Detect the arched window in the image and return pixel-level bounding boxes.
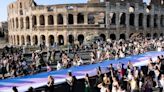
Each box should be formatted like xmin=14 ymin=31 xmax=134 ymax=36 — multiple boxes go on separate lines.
xmin=110 ymin=34 xmax=116 ymax=40
xmin=16 ymin=18 xmax=19 ymax=28
xmin=78 ymin=34 xmax=84 ymax=45
xmin=160 ymin=33 xmax=163 ymax=37
xmin=17 ymin=35 xmax=20 ymax=45
xmin=147 ymin=15 xmax=151 ymax=27
xmin=77 ymin=13 xmax=84 ymax=24
xmin=58 ymin=35 xmax=64 ymax=45
xmin=26 ymin=35 xmax=31 ymax=45
xmin=100 ymin=34 xmax=106 ymax=41
xmin=160 ymin=15 xmax=164 ymax=27
xmin=68 ymin=35 xmax=74 ymax=44
xmin=139 ymin=13 xmax=143 ymax=27
xmin=154 ymin=14 xmax=158 ymax=28
xmin=68 ymin=14 xmax=74 ymax=24
xmin=111 ymin=13 xmax=116 ymax=25
xmin=120 ymin=13 xmax=126 ymax=25
xmin=32 ymin=15 xmax=37 ymax=26
xmin=48 ymin=15 xmax=54 ymax=25
xmin=20 ymin=17 xmax=24 ymax=29
xmin=21 ymin=35 xmax=25 ymax=45
xmin=26 ymin=17 xmax=30 ymax=29
xmin=120 ymin=34 xmax=126 ymax=40
xmin=153 ymin=33 xmax=158 ymax=38
xmin=20 ymin=2 xmax=22 ymax=8
xmin=88 ymin=13 xmax=95 ymax=24
xmin=40 ymin=35 xmax=45 ymax=46
xmin=33 ymin=35 xmax=38 ymax=45
xmin=146 ymin=33 xmax=151 ymax=39
xmin=129 ymin=13 xmax=135 ymax=26
xmin=40 ymin=15 xmax=45 ymax=25
xmin=49 ymin=35 xmax=54 ymax=46
xmin=57 ymin=14 xmax=63 ymax=24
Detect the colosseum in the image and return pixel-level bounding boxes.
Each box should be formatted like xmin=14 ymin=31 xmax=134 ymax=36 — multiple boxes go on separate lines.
xmin=8 ymin=0 xmax=164 ymax=47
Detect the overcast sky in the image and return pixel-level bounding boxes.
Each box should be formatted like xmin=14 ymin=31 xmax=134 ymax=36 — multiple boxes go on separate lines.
xmin=0 ymin=0 xmax=150 ymax=22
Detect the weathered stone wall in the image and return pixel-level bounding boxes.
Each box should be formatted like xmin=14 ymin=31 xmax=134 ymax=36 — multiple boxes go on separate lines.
xmin=7 ymin=0 xmax=164 ymax=46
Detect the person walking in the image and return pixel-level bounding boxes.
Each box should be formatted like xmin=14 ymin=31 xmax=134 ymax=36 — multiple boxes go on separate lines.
xmin=84 ymin=74 xmax=91 ymax=92
xmin=47 ymin=75 xmax=54 ymax=92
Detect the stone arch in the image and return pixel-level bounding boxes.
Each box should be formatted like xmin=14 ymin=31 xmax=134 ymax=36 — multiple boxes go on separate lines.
xmin=160 ymin=33 xmax=163 ymax=37
xmin=68 ymin=14 xmax=74 ymax=24
xmin=58 ymin=35 xmax=64 ymax=45
xmin=26 ymin=35 xmax=31 ymax=45
xmin=146 ymin=33 xmax=151 ymax=38
xmin=16 ymin=18 xmax=19 ymax=28
xmin=153 ymin=33 xmax=158 ymax=38
xmin=110 ymin=34 xmax=116 ymax=40
xmin=20 ymin=2 xmax=22 ymax=8
xmin=68 ymin=34 xmax=74 ymax=44
xmin=49 ymin=35 xmax=54 ymax=46
xmin=139 ymin=13 xmax=143 ymax=27
xmin=17 ymin=35 xmax=20 ymax=45
xmin=154 ymin=14 xmax=158 ymax=28
xmin=160 ymin=15 xmax=164 ymax=27
xmin=78 ymin=34 xmax=84 ymax=45
xmin=120 ymin=34 xmax=126 ymax=40
xmin=77 ymin=13 xmax=84 ymax=24
xmin=32 ymin=15 xmax=37 ymax=26
xmin=40 ymin=35 xmax=46 ymax=45
xmin=26 ymin=16 xmax=30 ymax=29
xmin=100 ymin=34 xmax=106 ymax=41
xmin=147 ymin=15 xmax=151 ymax=27
xmin=20 ymin=17 xmax=24 ymax=29
xmin=57 ymin=14 xmax=63 ymax=24
xmin=48 ymin=15 xmax=54 ymax=25
xmin=40 ymin=15 xmax=45 ymax=25
xmin=120 ymin=13 xmax=126 ymax=25
xmin=111 ymin=13 xmax=116 ymax=25
xmin=129 ymin=13 xmax=135 ymax=26
xmin=21 ymin=35 xmax=25 ymax=45
xmin=33 ymin=35 xmax=38 ymax=45
xmin=88 ymin=13 xmax=95 ymax=24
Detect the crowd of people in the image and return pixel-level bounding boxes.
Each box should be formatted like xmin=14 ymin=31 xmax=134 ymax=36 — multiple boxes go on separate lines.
xmin=0 ymin=36 xmax=164 ymax=79
xmin=14 ymin=54 xmax=163 ymax=92
xmin=56 ymin=36 xmax=164 ymax=69
xmin=0 ymin=36 xmax=164 ymax=92
xmin=44 ymin=55 xmax=164 ymax=92
xmin=0 ymin=46 xmax=27 ymax=79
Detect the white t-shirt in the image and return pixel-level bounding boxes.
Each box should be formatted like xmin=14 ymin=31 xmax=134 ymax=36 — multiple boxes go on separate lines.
xmin=57 ymin=62 xmax=62 ymax=70
xmin=100 ymin=86 xmax=108 ymax=92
